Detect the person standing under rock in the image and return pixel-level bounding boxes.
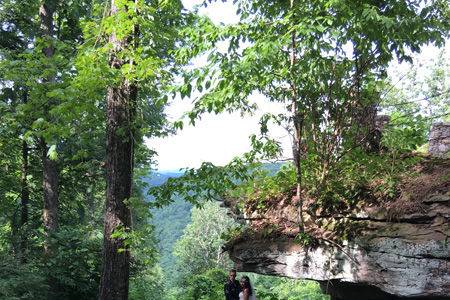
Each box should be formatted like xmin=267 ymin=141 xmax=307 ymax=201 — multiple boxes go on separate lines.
xmin=224 ymin=269 xmax=241 ymax=300
xmin=239 ymin=275 xmax=257 ymax=300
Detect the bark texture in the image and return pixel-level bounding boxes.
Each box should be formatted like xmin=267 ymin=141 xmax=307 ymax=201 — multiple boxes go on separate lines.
xmin=98 ymin=1 xmax=137 ymax=299
xmin=42 ymin=139 xmax=59 ymax=239
xmin=98 ymin=83 xmax=136 ymax=300
xmin=39 ymin=0 xmax=59 ymax=255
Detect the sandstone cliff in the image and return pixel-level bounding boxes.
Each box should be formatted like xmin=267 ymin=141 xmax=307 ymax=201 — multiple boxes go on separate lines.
xmin=224 ymin=158 xmax=450 ymax=300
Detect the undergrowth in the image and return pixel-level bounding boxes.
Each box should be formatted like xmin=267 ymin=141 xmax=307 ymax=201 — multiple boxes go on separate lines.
xmin=230 ymin=150 xmax=422 ymax=216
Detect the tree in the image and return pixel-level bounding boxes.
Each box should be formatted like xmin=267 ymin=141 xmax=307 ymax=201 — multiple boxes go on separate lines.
xmin=1 ymin=0 xmax=111 ymax=297
xmin=157 ymin=0 xmax=449 ymax=225
xmin=94 ymin=0 xmax=185 ymax=298
xmin=0 ymin=0 xmax=40 ymax=263
xmin=38 ymin=0 xmax=59 ymax=256
xmin=1 ymin=0 xmax=172 ymax=298
xmin=173 ymin=201 xmax=235 ymax=280
xmin=382 ymin=46 xmax=450 ymax=124
xmin=98 ymin=0 xmax=138 ymax=296
xmin=1 ymin=0 xmax=97 ymax=261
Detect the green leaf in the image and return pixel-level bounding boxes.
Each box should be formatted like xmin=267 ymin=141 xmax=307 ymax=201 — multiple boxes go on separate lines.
xmin=47 ymin=144 xmax=58 ymax=161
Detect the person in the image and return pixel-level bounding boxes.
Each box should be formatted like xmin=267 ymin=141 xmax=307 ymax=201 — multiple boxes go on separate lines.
xmin=224 ymin=269 xmax=241 ymax=300
xmin=239 ymin=275 xmax=256 ymax=300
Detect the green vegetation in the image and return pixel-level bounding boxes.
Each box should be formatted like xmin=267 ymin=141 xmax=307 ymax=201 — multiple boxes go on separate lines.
xmin=152 ymin=197 xmax=192 ymax=275
xmin=149 ymin=172 xmax=193 ymax=286
xmin=151 ymin=0 xmax=449 ymax=225
xmin=248 ymin=275 xmax=329 ymax=300
xmin=172 ymin=202 xmax=235 ymax=281
xmin=161 ymin=200 xmax=329 ymax=300
xmin=0 ymin=0 xmax=448 ymax=299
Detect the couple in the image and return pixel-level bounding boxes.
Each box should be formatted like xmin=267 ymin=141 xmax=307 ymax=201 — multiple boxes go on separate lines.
xmin=224 ymin=269 xmax=256 ymax=300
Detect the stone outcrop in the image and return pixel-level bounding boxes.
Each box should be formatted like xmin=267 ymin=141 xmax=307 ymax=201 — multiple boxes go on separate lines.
xmin=429 ymin=122 xmax=450 ymax=158
xmin=225 ymin=160 xmax=450 ymax=300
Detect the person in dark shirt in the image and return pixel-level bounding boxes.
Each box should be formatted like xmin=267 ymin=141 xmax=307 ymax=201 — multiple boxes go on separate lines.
xmin=224 ymin=269 xmax=241 ymax=300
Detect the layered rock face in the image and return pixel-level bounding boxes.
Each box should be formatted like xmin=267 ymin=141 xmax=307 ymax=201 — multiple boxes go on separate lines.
xmin=225 ymin=160 xmax=450 ymax=300
xmin=429 ymin=123 xmax=450 ymax=158
xmin=229 ymin=206 xmax=449 ymax=299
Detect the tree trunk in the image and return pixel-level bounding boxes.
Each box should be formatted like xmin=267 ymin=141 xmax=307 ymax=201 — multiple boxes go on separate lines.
xmin=289 ymin=0 xmax=304 ymax=231
xmin=39 ymin=0 xmax=59 ymax=256
xmin=19 ymin=139 xmax=29 ymax=263
xmin=39 ymin=1 xmax=55 ymax=58
xmin=98 ymin=81 xmax=137 ymax=300
xmin=42 ymin=140 xmax=59 ymax=245
xmin=98 ymin=1 xmax=138 ymax=299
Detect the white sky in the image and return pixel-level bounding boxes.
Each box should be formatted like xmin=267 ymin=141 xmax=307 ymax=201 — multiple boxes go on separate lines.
xmin=147 ymin=0 xmax=291 ymax=171
xmin=147 ymin=0 xmax=448 ymax=171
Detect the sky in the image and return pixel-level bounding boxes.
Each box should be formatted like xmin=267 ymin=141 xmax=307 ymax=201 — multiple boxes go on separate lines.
xmin=147 ymin=0 xmax=292 ymax=171
xmin=147 ymin=0 xmax=448 ymax=171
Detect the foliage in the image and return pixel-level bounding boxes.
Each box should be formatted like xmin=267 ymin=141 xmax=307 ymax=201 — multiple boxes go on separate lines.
xmin=169 ymin=268 xmax=330 ymax=300
xmin=184 ymin=0 xmax=447 ymax=151
xmin=75 ymin=0 xmax=186 ymax=147
xmin=381 ymin=47 xmax=450 ymax=124
xmin=163 ymin=194 xmax=330 ymax=300
xmin=173 ymin=201 xmax=236 ymax=283
xmin=1 ymin=0 xmax=175 ymax=298
xmin=315 ymin=151 xmax=421 ymax=207
xmin=382 ymin=113 xmax=428 ymax=153
xmin=0 ymin=256 xmax=47 ymax=300
xmin=182 ymin=268 xmax=228 ymax=300
xmin=149 ymin=0 xmax=450 ymax=222
xmin=245 ymin=274 xmax=329 ymax=300
xmin=152 ymin=196 xmax=192 ymax=281
xmin=129 ymin=265 xmax=165 ymax=300
xmin=46 ymin=226 xmax=103 ymax=300
xmin=226 ymin=144 xmax=424 ymax=217
xmin=229 ymin=163 xmax=296 ymax=211
xmin=149 ymin=158 xmax=259 ymax=207
xmin=0 ymin=0 xmax=449 ymax=299
xmin=128 ymin=174 xmax=168 ymax=300
xmin=143 ymin=171 xmax=193 ymax=289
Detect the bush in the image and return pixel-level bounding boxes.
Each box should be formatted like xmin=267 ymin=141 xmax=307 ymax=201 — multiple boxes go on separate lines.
xmin=46 ymin=225 xmax=103 ymax=300
xmin=129 ymin=265 xmax=165 ymax=300
xmin=183 ymin=268 xmax=228 ymax=300
xmin=0 ymin=255 xmax=47 ymax=300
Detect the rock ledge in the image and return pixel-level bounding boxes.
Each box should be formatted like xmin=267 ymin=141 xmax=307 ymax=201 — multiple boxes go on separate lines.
xmin=225 ymin=160 xmax=450 ymax=300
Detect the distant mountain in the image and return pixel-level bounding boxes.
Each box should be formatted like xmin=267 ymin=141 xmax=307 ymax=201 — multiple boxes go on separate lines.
xmin=142 ymin=171 xmax=183 ymax=188
xmin=144 ymin=162 xmax=286 ymax=281
xmin=144 ymin=171 xmax=192 ymax=277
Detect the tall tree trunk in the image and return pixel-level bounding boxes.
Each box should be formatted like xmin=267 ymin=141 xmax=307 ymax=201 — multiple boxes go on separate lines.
xmin=39 ymin=0 xmax=59 ymax=256
xmin=41 ymin=139 xmax=59 ymax=244
xmin=39 ymin=1 xmax=55 ymax=58
xmin=289 ymin=0 xmax=304 ymax=231
xmin=99 ymin=1 xmax=138 ymax=299
xmin=20 ymin=139 xmax=29 ymax=263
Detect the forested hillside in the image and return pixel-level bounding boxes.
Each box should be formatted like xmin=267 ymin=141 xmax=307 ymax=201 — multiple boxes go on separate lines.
xmin=145 ymin=172 xmax=192 ymax=278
